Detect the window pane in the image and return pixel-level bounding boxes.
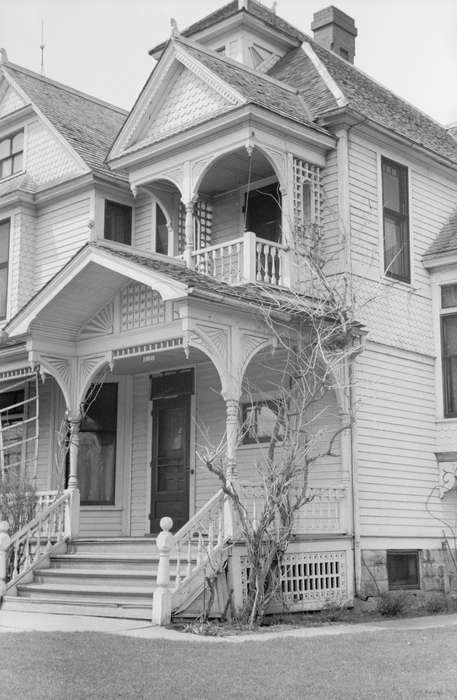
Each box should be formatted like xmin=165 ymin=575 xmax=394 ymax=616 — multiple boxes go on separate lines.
xmin=1 ymin=159 xmax=12 ymax=178
xmin=242 ymin=400 xmax=284 ymax=443
xmin=155 ymin=205 xmax=168 ymax=255
xmin=442 ymin=315 xmax=457 ymax=416
xmin=442 ymin=284 xmax=457 ymax=309
xmin=11 ymin=132 xmax=24 ymax=153
xmin=382 ymin=162 xmax=401 ymax=212
xmin=0 ymin=267 xmax=8 ymax=319
xmin=442 ymin=315 xmax=457 ymax=356
xmin=104 ymin=201 xmax=132 ymax=245
xmin=12 ymin=153 xmax=23 ymax=173
xmin=383 ymin=214 xmax=409 ymax=280
xmin=79 ymin=384 xmax=117 ymax=505
xmin=0 ymin=221 xmax=10 ymax=263
xmin=0 ymin=139 xmax=10 ymax=160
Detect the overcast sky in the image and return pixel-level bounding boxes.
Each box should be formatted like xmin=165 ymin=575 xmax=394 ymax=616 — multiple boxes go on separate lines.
xmin=1 ymin=0 xmax=457 ymax=125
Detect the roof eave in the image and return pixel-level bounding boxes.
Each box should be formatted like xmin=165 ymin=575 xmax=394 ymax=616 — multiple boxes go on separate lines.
xmin=422 ymin=251 xmax=457 ymax=270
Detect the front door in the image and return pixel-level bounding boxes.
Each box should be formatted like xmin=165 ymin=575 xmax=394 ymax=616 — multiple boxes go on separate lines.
xmin=150 ymin=395 xmax=190 ymax=533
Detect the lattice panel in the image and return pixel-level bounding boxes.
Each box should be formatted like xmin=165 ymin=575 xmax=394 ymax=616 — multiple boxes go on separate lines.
xmin=194 ymin=199 xmax=213 ymax=249
xmin=293 ymin=157 xmax=323 ymax=253
xmin=178 ymin=202 xmax=186 ymax=255
xmin=240 ymin=550 xmax=347 ymax=611
xmin=120 ymin=283 xmax=166 ymax=332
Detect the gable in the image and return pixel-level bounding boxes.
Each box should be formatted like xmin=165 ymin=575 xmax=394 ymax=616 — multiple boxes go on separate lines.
xmin=131 ymin=63 xmax=237 ymax=148
xmin=0 ymin=84 xmax=27 ymax=118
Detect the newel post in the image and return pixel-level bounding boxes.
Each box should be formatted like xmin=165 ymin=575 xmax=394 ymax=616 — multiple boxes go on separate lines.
xmin=243 ymin=230 xmax=257 ymax=282
xmin=152 ymin=516 xmax=175 ymax=625
xmin=0 ymin=521 xmax=11 ymax=596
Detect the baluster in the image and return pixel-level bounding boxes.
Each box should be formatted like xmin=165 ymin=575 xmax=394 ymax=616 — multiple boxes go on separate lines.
xmin=211 ymin=248 xmax=217 ymax=278
xmin=175 ymin=541 xmax=181 ymax=588
xmin=217 ymin=502 xmax=224 ymax=547
xmin=197 ymin=531 xmax=204 ymax=565
xmin=25 ymin=532 xmax=31 ymax=569
xmin=274 ymin=247 xmax=280 ymax=285
xmin=186 ymin=538 xmax=192 ymax=579
xmin=35 ymin=520 xmax=41 ymax=562
xmin=13 ymin=541 xmax=19 ymax=579
xmin=208 ymin=519 xmax=214 ymax=554
xmin=228 ymin=245 xmax=233 ymax=284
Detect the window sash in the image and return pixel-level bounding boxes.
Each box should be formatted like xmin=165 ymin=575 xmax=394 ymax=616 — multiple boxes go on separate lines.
xmin=0 ymin=130 xmax=24 ymax=180
xmin=382 ymin=157 xmax=410 ymax=283
xmin=442 ymin=314 xmax=457 ymax=417
xmin=0 ymin=219 xmax=10 ymax=320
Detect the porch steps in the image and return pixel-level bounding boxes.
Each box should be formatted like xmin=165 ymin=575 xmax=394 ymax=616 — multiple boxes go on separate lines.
xmin=1 ymin=536 xmax=197 ymax=621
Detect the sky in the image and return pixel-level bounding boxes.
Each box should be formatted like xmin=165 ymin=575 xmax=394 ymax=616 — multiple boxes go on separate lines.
xmin=1 ymin=0 xmax=457 ymax=125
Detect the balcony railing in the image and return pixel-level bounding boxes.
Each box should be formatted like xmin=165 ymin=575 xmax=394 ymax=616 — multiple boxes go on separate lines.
xmin=192 ymin=231 xmax=289 ymax=286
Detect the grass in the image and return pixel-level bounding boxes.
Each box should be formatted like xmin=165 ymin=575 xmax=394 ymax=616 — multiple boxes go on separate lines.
xmin=2 ymin=627 xmax=457 ymax=699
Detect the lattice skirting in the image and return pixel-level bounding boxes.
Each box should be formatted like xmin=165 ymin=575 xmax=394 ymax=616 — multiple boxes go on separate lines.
xmin=240 ymin=549 xmax=349 ymax=612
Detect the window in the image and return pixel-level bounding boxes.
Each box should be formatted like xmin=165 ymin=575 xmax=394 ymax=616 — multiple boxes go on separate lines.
xmin=0 ymin=219 xmax=10 ymax=320
xmin=78 ymin=383 xmax=118 ymax=505
xmin=0 ymin=389 xmax=25 ymax=473
xmin=155 ymin=204 xmax=168 ymax=255
xmin=104 ymin=200 xmax=132 ymax=245
xmin=387 ymin=550 xmax=420 ymax=590
xmin=245 ymin=183 xmax=281 ymax=242
xmin=381 ymin=157 xmax=410 ymax=283
xmin=0 ymin=130 xmax=24 ymax=179
xmin=241 ymin=400 xmax=285 ymax=444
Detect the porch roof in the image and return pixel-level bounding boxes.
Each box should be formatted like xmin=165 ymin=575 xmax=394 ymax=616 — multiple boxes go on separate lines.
xmin=2 ymin=241 xmax=283 ymax=340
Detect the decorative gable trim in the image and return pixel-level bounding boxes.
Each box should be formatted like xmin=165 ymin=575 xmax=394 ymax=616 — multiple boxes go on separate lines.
xmin=302 ymin=41 xmax=347 ymax=109
xmin=1 ymin=67 xmax=90 ymax=175
xmin=108 ymin=41 xmax=245 ymax=161
xmin=78 ymin=302 xmax=114 ymax=340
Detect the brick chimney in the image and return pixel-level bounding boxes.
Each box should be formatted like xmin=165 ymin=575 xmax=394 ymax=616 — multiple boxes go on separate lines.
xmin=311 ymin=6 xmax=357 ymax=63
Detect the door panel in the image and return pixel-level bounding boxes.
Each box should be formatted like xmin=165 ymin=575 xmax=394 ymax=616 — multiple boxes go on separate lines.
xmin=150 ymin=395 xmax=190 ymax=533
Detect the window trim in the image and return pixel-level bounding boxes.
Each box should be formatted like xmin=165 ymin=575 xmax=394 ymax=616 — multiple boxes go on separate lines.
xmin=241 ymin=398 xmax=286 ymax=445
xmin=440 ymin=305 xmax=457 ymax=418
xmin=0 ymin=128 xmax=24 ymax=181
xmin=0 ymin=217 xmax=11 ymax=321
xmin=381 ymin=156 xmax=411 ymax=284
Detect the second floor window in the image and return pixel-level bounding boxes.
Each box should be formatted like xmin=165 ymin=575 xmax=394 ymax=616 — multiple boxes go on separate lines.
xmin=382 ymin=157 xmax=410 ymax=283
xmin=0 ymin=219 xmax=10 ymax=320
xmin=0 ymin=130 xmax=24 ymax=180
xmin=104 ymin=200 xmax=132 ymax=245
xmin=441 ymin=284 xmax=457 ymax=418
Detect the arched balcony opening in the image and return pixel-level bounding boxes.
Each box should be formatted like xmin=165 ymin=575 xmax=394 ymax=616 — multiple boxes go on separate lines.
xmin=135 ymin=179 xmax=185 ymax=258
xmin=192 ymin=147 xmax=287 ymax=286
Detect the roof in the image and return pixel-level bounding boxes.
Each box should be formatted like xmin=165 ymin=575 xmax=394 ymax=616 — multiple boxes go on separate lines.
xmin=270 ymin=39 xmax=457 ymax=166
xmin=424 ymin=210 xmax=457 ymax=258
xmin=149 ymin=0 xmax=304 ymax=55
xmin=2 ymin=62 xmax=128 ymax=180
xmin=178 ymin=40 xmax=320 ymax=131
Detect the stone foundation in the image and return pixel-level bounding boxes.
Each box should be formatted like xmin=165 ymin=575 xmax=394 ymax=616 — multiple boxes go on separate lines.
xmin=360 ymin=548 xmax=448 ymax=597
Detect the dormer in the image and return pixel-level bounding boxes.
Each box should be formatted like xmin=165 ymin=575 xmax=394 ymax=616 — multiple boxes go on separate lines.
xmin=149 ymin=0 xmax=304 ymax=72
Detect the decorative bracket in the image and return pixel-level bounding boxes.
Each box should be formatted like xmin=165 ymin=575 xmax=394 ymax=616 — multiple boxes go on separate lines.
xmin=437 ymin=453 xmax=457 ymax=497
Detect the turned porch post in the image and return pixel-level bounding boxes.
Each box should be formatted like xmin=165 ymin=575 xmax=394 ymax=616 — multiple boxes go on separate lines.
xmin=183 ymin=200 xmax=195 ymax=268
xmin=225 ymin=398 xmax=239 ymax=481
xmin=66 ymin=412 xmax=81 ymax=539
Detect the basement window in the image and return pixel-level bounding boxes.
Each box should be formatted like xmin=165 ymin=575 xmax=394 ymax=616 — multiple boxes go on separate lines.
xmin=387 ymin=550 xmax=420 ymax=590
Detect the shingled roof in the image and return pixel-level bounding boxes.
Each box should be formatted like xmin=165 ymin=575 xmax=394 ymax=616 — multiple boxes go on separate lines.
xmin=149 ymin=0 xmax=304 ymax=55
xmin=179 ymin=40 xmax=319 ymax=130
xmin=424 ymin=210 xmax=457 ymax=259
xmin=3 ymin=62 xmax=128 ymax=180
xmin=270 ymin=39 xmax=457 ymax=166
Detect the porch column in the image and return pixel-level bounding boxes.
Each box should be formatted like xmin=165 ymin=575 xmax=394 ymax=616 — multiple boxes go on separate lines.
xmin=67 ymin=412 xmax=81 ymax=491
xmin=66 ymin=412 xmax=81 ymax=539
xmin=183 ymin=201 xmax=195 ymax=268
xmin=225 ymin=398 xmax=239 ymax=481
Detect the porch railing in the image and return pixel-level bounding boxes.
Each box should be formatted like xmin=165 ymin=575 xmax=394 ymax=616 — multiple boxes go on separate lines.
xmin=238 ymin=483 xmax=348 ymax=535
xmin=0 ymin=488 xmax=80 ymax=595
xmin=192 ymin=231 xmax=288 ymax=286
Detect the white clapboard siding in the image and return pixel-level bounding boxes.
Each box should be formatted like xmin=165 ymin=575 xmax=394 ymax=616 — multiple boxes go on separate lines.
xmin=355 ymin=341 xmax=457 ymax=538
xmin=34 ymin=195 xmax=91 ymax=290
xmin=134 ymin=193 xmax=153 ymax=250
xmin=129 ymin=374 xmax=150 ymax=536
xmin=321 ymin=147 xmax=342 ymax=269
xmin=211 ymin=191 xmax=241 ymax=246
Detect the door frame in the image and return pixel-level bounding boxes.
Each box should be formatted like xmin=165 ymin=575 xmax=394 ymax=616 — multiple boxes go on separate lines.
xmin=145 ymin=369 xmax=196 ymax=534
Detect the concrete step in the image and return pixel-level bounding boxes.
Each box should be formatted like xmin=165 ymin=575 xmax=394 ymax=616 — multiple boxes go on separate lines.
xmin=1 ymin=595 xmax=152 ymax=620
xmin=32 ymin=568 xmax=166 ymax=588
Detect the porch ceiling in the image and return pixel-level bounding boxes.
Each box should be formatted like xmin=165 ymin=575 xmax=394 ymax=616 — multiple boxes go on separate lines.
xmin=30 ymin=263 xmax=127 ymax=341
xmin=199 ymin=147 xmax=275 ymax=196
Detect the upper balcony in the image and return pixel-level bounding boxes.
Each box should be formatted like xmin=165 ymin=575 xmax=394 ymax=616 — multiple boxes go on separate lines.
xmin=124 ymin=146 xmax=322 ymax=291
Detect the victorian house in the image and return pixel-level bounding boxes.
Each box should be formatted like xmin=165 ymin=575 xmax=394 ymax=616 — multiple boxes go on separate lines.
xmin=1 ymin=0 xmax=457 ymax=621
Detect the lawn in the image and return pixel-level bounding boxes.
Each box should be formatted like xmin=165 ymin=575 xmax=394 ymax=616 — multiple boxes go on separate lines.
xmin=1 ymin=627 xmax=457 ymax=699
